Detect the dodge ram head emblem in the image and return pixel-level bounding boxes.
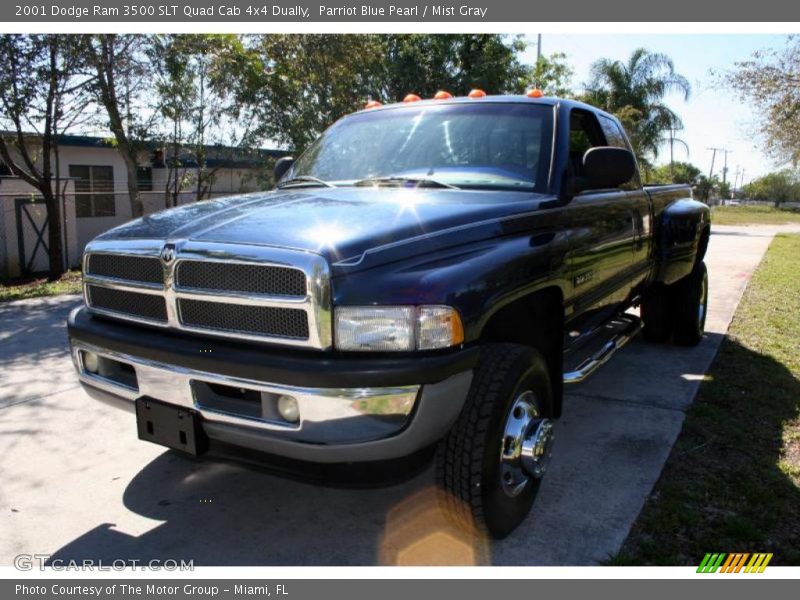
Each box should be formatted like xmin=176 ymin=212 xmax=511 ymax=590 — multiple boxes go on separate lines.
xmin=160 ymin=244 xmax=176 ymax=263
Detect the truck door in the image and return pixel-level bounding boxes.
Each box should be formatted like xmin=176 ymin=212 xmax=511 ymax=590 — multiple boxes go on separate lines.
xmin=562 ymin=108 xmax=640 ymax=334
xmin=597 ymin=114 xmax=652 ymax=283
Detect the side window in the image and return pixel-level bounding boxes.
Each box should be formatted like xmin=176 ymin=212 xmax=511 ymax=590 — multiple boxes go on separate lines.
xmin=599 ymin=115 xmax=640 ymax=190
xmin=568 ymin=109 xmax=606 ymax=181
xmin=137 ymin=166 xmax=153 ymax=192
xmin=70 ymin=164 xmax=115 ymax=218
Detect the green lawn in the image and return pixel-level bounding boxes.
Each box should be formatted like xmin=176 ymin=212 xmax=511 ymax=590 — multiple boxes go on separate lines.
xmin=614 ymin=234 xmax=800 ymax=565
xmin=712 ymin=204 xmax=800 ymax=226
xmin=0 ymin=270 xmax=82 ymax=303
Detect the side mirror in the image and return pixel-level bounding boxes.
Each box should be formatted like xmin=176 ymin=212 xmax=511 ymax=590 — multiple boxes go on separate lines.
xmin=274 ymin=156 xmax=295 ymax=183
xmin=581 ymin=147 xmax=636 ymax=191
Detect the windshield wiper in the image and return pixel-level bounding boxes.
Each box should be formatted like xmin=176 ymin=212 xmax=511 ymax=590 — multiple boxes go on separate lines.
xmin=277 ymin=175 xmax=336 ymax=189
xmin=353 ymin=176 xmax=460 ymax=190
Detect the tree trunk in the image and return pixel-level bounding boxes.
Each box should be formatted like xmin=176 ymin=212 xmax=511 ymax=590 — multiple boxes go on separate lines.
xmin=122 ymin=151 xmax=143 ymax=218
xmin=42 ymin=186 xmax=64 ymax=281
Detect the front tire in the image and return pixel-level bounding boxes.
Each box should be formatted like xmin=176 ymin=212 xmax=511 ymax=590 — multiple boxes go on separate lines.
xmin=435 ymin=344 xmax=554 ymax=539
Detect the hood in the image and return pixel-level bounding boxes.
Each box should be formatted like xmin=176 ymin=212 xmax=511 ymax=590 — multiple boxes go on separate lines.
xmin=97 ymin=187 xmax=553 ymax=268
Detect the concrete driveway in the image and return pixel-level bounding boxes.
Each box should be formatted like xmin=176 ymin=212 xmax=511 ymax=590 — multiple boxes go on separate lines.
xmin=2 ymin=224 xmax=798 ymax=566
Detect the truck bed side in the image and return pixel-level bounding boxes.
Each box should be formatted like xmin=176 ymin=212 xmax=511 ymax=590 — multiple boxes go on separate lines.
xmin=645 ymin=184 xmax=711 ymax=286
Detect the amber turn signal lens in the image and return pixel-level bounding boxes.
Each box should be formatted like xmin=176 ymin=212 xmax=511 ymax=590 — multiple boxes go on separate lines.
xmin=416 ymin=306 xmax=465 ymax=350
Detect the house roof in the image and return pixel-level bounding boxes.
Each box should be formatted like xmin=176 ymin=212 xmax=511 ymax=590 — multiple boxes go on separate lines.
xmin=0 ymin=131 xmax=290 ymax=168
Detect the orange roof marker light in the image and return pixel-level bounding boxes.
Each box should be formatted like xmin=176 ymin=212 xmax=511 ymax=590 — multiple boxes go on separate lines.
xmin=526 ymin=88 xmax=544 ymax=99
xmin=365 ymin=100 xmax=383 ymax=109
xmin=433 ymin=90 xmax=453 ymax=100
xmin=468 ymin=89 xmax=487 ymax=99
xmin=403 ymin=93 xmax=422 ymax=103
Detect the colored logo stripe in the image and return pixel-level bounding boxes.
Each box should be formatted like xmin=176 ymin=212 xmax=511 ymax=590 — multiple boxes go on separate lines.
xmin=697 ymin=553 xmax=726 ymax=573
xmin=697 ymin=553 xmax=773 ymax=573
xmin=745 ymin=553 xmax=773 ymax=573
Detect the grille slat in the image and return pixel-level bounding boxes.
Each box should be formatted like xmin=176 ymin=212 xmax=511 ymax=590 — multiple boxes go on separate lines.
xmin=87 ymin=254 xmax=163 ymax=284
xmin=178 ymin=299 xmax=309 ymax=340
xmin=176 ymin=262 xmax=306 ymax=297
xmin=88 ymin=285 xmax=168 ymax=322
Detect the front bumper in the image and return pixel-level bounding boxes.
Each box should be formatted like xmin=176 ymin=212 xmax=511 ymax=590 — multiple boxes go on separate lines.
xmin=68 ymin=307 xmax=476 ymax=463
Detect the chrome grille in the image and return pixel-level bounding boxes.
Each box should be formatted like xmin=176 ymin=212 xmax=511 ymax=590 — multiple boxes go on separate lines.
xmin=178 ymin=299 xmax=309 ymax=339
xmin=87 ymin=285 xmax=168 ymax=323
xmin=176 ymin=261 xmax=306 ymax=296
xmin=87 ymin=254 xmax=163 ymax=284
xmin=82 ymin=240 xmax=332 ymax=350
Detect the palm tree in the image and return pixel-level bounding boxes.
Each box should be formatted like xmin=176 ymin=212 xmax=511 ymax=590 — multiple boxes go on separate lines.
xmin=583 ymin=48 xmax=691 ymax=164
xmin=666 ymin=126 xmax=690 ymax=177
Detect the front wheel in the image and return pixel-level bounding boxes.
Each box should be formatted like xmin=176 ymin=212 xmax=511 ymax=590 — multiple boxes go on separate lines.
xmin=435 ymin=344 xmax=554 ymax=538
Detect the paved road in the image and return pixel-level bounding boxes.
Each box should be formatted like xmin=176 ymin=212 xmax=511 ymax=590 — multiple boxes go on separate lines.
xmin=2 ymin=224 xmax=799 ymax=566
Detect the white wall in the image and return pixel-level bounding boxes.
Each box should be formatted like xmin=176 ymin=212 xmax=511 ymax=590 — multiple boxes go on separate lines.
xmin=59 ymin=145 xmax=135 ymax=253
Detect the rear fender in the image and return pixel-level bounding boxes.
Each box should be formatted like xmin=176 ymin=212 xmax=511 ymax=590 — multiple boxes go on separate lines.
xmin=654 ymin=198 xmax=710 ymax=285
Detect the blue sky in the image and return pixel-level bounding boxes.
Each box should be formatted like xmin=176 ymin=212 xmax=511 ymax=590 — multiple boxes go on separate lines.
xmin=520 ymin=34 xmax=791 ymax=184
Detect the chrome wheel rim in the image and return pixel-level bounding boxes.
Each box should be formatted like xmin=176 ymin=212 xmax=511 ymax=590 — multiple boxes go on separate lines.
xmin=499 ymin=390 xmax=554 ymax=497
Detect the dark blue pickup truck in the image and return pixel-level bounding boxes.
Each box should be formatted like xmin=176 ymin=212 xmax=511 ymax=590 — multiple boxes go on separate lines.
xmin=68 ymin=94 xmax=710 ymax=537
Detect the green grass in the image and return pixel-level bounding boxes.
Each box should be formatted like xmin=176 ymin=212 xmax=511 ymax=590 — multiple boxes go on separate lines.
xmin=614 ymin=234 xmax=800 ymax=566
xmin=711 ymin=204 xmax=800 ymax=226
xmin=0 ymin=269 xmax=82 ymax=303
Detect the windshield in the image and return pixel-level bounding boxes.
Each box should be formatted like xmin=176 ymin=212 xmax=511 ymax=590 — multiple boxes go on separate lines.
xmin=287 ymin=103 xmax=553 ymax=192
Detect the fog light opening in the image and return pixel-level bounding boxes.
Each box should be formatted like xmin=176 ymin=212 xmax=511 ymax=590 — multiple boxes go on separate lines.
xmin=83 ymin=351 xmax=100 ymax=374
xmin=276 ymin=395 xmax=300 ymax=423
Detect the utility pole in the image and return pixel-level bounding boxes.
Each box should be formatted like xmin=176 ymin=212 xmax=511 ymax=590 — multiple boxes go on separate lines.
xmin=533 ymin=34 xmax=543 ymax=89
xmin=707 ymin=146 xmax=731 ymax=181
xmin=707 ymin=147 xmax=719 ymax=179
xmin=721 ymin=149 xmax=732 ymax=185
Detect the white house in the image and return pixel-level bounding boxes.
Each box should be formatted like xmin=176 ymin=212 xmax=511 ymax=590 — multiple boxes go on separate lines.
xmin=0 ymin=134 xmax=287 ymax=281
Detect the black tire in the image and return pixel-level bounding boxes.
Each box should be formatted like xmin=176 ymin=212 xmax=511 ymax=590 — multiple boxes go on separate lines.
xmin=435 ymin=343 xmax=553 ymax=539
xmin=641 ymin=283 xmax=673 ymax=343
xmin=673 ymin=261 xmax=708 ymax=346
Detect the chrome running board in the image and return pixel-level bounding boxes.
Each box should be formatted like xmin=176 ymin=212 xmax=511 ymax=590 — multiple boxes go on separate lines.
xmin=563 ymin=314 xmax=642 ymax=384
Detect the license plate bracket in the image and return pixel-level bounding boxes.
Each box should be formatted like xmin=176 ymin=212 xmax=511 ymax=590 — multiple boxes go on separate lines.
xmin=135 ymin=397 xmax=208 ymax=456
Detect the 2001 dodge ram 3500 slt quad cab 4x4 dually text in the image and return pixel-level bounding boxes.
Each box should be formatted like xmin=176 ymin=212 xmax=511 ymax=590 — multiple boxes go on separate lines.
xmin=68 ymin=94 xmax=710 ymax=538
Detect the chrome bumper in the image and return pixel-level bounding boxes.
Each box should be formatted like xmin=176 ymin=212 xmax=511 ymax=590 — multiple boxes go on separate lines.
xmin=71 ymin=342 xmax=473 ymax=462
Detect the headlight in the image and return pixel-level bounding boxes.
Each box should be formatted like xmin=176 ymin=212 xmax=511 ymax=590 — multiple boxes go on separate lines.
xmin=334 ymin=305 xmax=464 ymax=351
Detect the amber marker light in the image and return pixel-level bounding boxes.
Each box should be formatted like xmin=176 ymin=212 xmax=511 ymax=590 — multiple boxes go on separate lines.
xmin=468 ymin=89 xmax=487 ymax=98
xmin=403 ymin=93 xmax=422 ymax=102
xmin=526 ymin=88 xmax=544 ymax=98
xmin=365 ymin=100 xmax=383 ymax=109
xmin=433 ymin=90 xmax=453 ymax=100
